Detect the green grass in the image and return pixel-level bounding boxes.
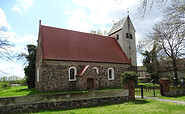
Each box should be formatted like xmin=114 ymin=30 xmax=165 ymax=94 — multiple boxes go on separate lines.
xmin=159 ymin=96 xmax=185 ymax=102
xmin=135 ymin=88 xmax=161 ymax=97
xmin=35 ymin=99 xmax=185 ymax=114
xmin=0 ymin=86 xmax=87 ymax=98
xmin=135 ymin=82 xmax=161 ymax=97
xmin=0 ymin=86 xmax=123 ymax=98
xmin=1 ymin=86 xmax=185 ymax=103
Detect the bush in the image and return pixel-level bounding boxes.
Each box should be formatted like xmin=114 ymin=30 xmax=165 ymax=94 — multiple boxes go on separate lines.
xmin=19 ymin=79 xmax=27 ymax=86
xmin=0 ymin=82 xmax=10 ymax=90
xmin=121 ymin=71 xmax=138 ymax=83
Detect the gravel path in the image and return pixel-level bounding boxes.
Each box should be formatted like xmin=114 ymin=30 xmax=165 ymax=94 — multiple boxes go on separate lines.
xmin=135 ymin=96 xmax=185 ymax=105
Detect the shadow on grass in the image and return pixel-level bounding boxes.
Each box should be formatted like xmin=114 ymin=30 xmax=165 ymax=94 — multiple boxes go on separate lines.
xmin=130 ymin=99 xmax=150 ymax=104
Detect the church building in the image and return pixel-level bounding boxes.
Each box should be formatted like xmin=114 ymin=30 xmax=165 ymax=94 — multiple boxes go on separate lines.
xmin=35 ymin=15 xmax=136 ymax=92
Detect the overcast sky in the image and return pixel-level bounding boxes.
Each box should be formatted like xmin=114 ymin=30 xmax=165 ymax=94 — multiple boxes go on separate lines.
xmin=0 ymin=0 xmax=162 ymax=77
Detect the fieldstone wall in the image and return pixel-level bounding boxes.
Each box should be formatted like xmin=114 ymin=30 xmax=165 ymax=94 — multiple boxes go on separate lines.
xmin=76 ymin=66 xmax=100 ymax=90
xmin=164 ymin=89 xmax=185 ymax=97
xmin=35 ymin=60 xmax=131 ymax=92
xmin=0 ymin=89 xmax=132 ymax=113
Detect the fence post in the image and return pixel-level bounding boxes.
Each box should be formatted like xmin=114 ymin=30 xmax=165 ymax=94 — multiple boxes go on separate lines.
xmin=141 ymin=85 xmax=143 ymax=98
xmin=153 ymin=82 xmax=155 ymax=97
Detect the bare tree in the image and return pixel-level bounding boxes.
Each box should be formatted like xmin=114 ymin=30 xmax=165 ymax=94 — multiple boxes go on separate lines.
xmin=137 ymin=0 xmax=168 ymax=18
xmin=137 ymin=0 xmax=185 ymax=18
xmin=164 ymin=0 xmax=185 ymax=22
xmin=0 ymin=26 xmax=12 ymax=74
xmin=147 ymin=20 xmax=185 ymax=84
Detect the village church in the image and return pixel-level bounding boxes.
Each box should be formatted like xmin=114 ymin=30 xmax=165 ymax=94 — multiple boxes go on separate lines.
xmin=35 ymin=15 xmax=137 ymax=92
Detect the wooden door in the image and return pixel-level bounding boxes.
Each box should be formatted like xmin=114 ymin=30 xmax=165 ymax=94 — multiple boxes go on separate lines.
xmin=87 ymin=78 xmax=94 ymax=89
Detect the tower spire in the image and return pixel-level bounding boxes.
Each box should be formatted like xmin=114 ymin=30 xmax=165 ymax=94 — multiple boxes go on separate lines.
xmin=127 ymin=8 xmax=129 ymax=15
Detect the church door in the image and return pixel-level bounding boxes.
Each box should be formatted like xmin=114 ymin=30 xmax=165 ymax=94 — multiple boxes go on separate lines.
xmin=87 ymin=78 xmax=94 ymax=89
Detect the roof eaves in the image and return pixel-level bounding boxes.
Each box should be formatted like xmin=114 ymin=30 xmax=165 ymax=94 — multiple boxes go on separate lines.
xmin=44 ymin=59 xmax=131 ymax=64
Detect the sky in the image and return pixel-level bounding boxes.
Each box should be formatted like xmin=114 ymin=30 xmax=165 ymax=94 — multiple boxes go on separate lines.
xmin=0 ymin=0 xmax=162 ymax=78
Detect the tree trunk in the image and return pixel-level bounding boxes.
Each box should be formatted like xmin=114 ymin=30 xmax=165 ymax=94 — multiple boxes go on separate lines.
xmin=172 ymin=59 xmax=178 ymax=85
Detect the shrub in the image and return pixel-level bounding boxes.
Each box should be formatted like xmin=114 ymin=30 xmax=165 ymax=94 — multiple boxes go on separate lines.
xmin=19 ymin=79 xmax=27 ymax=86
xmin=121 ymin=71 xmax=138 ymax=83
xmin=0 ymin=82 xmax=10 ymax=90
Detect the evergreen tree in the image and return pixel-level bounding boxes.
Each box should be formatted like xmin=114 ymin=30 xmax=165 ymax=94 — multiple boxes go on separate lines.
xmin=142 ymin=45 xmax=159 ymax=82
xmin=24 ymin=45 xmax=37 ymax=88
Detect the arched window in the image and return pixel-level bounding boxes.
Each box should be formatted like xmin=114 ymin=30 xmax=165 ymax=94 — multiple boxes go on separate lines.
xmin=108 ymin=68 xmax=114 ymax=80
xmin=69 ymin=66 xmax=77 ymax=81
xmin=116 ymin=34 xmax=119 ymax=40
xmin=130 ymin=34 xmax=132 ymax=39
xmin=126 ymin=33 xmax=129 ymax=38
xmin=129 ymin=46 xmax=131 ymax=50
xmin=93 ymin=67 xmax=99 ymax=74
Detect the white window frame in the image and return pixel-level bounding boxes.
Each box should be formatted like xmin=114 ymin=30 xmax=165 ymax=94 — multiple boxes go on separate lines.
xmin=37 ymin=67 xmax=39 ymax=82
xmin=108 ymin=68 xmax=114 ymax=80
xmin=69 ymin=66 xmax=77 ymax=81
xmin=93 ymin=67 xmax=99 ymax=74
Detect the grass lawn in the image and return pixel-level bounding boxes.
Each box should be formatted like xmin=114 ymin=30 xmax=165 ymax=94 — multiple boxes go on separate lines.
xmin=0 ymin=86 xmax=87 ymax=98
xmin=159 ymin=96 xmax=185 ymax=102
xmin=1 ymin=85 xmax=185 ymax=102
xmin=35 ymin=99 xmax=185 ymax=114
xmin=135 ymin=88 xmax=161 ymax=97
xmin=135 ymin=83 xmax=161 ymax=97
xmin=0 ymin=86 xmax=121 ymax=98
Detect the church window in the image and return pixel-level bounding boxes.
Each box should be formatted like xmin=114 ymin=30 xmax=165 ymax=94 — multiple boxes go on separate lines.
xmin=129 ymin=46 xmax=131 ymax=50
xmin=116 ymin=34 xmax=119 ymax=40
xmin=126 ymin=33 xmax=129 ymax=38
xmin=93 ymin=67 xmax=99 ymax=74
xmin=108 ymin=68 xmax=114 ymax=80
xmin=37 ymin=67 xmax=39 ymax=82
xmin=69 ymin=66 xmax=77 ymax=81
xmin=130 ymin=34 xmax=132 ymax=39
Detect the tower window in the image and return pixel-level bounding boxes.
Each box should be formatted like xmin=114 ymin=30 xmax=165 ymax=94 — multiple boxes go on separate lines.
xmin=116 ymin=34 xmax=119 ymax=40
xmin=126 ymin=33 xmax=129 ymax=38
xmin=129 ymin=46 xmax=131 ymax=50
xmin=130 ymin=34 xmax=132 ymax=39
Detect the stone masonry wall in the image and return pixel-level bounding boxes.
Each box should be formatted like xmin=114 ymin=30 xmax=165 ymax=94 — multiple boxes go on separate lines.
xmin=164 ymin=89 xmax=185 ymax=97
xmin=35 ymin=60 xmax=131 ymax=92
xmin=0 ymin=90 xmax=132 ymax=113
xmin=76 ymin=66 xmax=100 ymax=90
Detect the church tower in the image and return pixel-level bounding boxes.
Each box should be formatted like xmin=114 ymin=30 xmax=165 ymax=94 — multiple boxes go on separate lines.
xmin=109 ymin=15 xmax=137 ymax=68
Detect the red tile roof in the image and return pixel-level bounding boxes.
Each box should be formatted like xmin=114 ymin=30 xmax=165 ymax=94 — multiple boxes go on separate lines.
xmin=41 ymin=25 xmax=130 ymax=64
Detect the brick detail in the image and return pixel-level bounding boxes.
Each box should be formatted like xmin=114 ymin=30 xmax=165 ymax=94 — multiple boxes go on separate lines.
xmin=159 ymin=78 xmax=170 ymax=96
xmin=124 ymin=81 xmax=135 ymax=98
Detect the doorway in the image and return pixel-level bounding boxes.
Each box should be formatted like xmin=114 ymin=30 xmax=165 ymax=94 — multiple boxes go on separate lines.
xmin=87 ymin=78 xmax=94 ymax=89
